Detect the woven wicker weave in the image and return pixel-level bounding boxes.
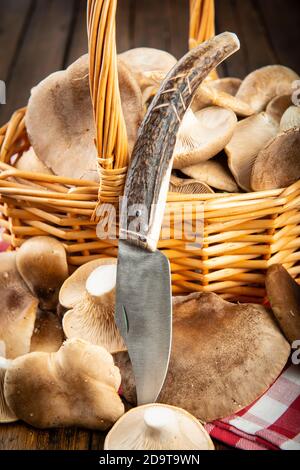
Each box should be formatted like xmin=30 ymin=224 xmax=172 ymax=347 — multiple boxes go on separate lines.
xmin=0 ymin=0 xmax=299 ymax=302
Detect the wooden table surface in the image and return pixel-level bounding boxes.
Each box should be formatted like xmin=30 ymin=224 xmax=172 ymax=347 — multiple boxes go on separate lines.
xmin=0 ymin=0 xmax=299 ymax=451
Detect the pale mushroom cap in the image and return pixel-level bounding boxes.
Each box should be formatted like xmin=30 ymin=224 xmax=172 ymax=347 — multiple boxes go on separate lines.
xmin=225 ymin=112 xmax=278 ymax=191
xmin=0 ymin=252 xmax=38 ymax=359
xmin=193 ymin=84 xmax=254 ymax=117
xmin=119 ymin=47 xmax=177 ymax=76
xmin=236 ymin=65 xmax=299 ymax=113
xmin=59 ymin=258 xmax=117 ymax=308
xmin=280 ymin=105 xmax=300 ymax=131
xmin=169 ymin=175 xmax=214 ymax=194
xmin=266 ymin=264 xmax=300 ymax=344
xmin=173 ymin=107 xmax=237 ymax=169
xmin=16 ymin=236 xmax=68 ymax=311
xmin=266 ymin=94 xmax=292 ymax=123
xmin=30 ymin=310 xmax=64 ymax=353
xmin=104 ymin=404 xmax=214 ymax=450
xmin=4 ymin=339 xmax=124 ymax=430
xmin=115 ymin=292 xmax=290 ymax=422
xmin=26 ymin=54 xmax=143 ymax=180
xmin=0 ymin=356 xmax=17 ymax=423
xmin=251 ymin=128 xmax=300 ymax=190
xmin=15 ymin=147 xmax=53 ymax=175
xmin=206 ymin=77 xmax=242 ymax=96
xmin=182 ymin=160 xmax=239 ymax=192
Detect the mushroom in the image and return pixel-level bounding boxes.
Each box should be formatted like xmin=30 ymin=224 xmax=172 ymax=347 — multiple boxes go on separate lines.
xmin=266 ymin=264 xmax=300 ymax=344
xmin=0 ymin=356 xmax=17 ymax=423
xmin=114 ymin=292 xmax=290 ymax=422
xmin=119 ymin=48 xmax=177 ymax=105
xmin=225 ymin=112 xmax=278 ymax=191
xmin=30 ymin=310 xmax=64 ymax=353
xmin=173 ymin=107 xmax=237 ymax=169
xmin=193 ymin=83 xmax=254 ymax=117
xmin=26 ymin=54 xmax=143 ymax=181
xmin=280 ymin=105 xmax=300 ymax=131
xmin=181 ymin=159 xmax=239 ymax=192
xmin=266 ymin=94 xmax=292 ymax=123
xmin=16 ymin=236 xmax=68 ymax=311
xmin=15 ymin=147 xmax=53 ymax=175
xmin=251 ymin=128 xmax=300 ymax=190
xmin=169 ymin=174 xmax=214 ymax=194
xmin=206 ymin=77 xmax=242 ymax=96
xmin=0 ymin=252 xmax=38 ymax=359
xmin=4 ymin=338 xmax=124 ymax=430
xmin=59 ymin=259 xmax=125 ymax=353
xmin=236 ymin=65 xmax=299 ymax=113
xmin=104 ymin=404 xmax=214 ymax=450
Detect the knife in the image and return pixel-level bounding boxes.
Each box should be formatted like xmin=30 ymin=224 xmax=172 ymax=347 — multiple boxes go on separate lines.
xmin=116 ymin=32 xmax=240 ymax=405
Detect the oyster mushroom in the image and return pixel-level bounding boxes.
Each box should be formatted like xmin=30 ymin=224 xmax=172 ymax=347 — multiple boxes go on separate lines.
xmin=26 ymin=54 xmax=143 ymax=181
xmin=236 ymin=65 xmax=299 ymax=113
xmin=119 ymin=48 xmax=177 ymax=105
xmin=225 ymin=112 xmax=278 ymax=191
xmin=16 ymin=236 xmax=68 ymax=311
xmin=115 ymin=293 xmax=290 ymax=422
xmin=169 ymin=174 xmax=214 ymax=194
xmin=266 ymin=264 xmax=300 ymax=344
xmin=59 ymin=259 xmax=125 ymax=353
xmin=251 ymin=128 xmax=300 ymax=190
xmin=0 ymin=252 xmax=38 ymax=359
xmin=280 ymin=105 xmax=300 ymax=131
xmin=182 ymin=159 xmax=239 ymax=192
xmin=266 ymin=94 xmax=292 ymax=123
xmin=30 ymin=310 xmax=64 ymax=353
xmin=173 ymin=107 xmax=237 ymax=169
xmin=15 ymin=147 xmax=53 ymax=175
xmin=0 ymin=356 xmax=17 ymax=423
xmin=104 ymin=404 xmax=214 ymax=450
xmin=205 ymin=77 xmax=242 ymax=96
xmin=4 ymin=339 xmax=124 ymax=430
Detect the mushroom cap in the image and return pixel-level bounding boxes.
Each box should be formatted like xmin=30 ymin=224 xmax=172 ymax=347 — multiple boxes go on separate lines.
xmin=206 ymin=77 xmax=242 ymax=96
xmin=236 ymin=65 xmax=299 ymax=113
xmin=225 ymin=112 xmax=278 ymax=191
xmin=266 ymin=264 xmax=300 ymax=344
xmin=193 ymin=84 xmax=254 ymax=117
xmin=182 ymin=159 xmax=239 ymax=192
xmin=280 ymin=105 xmax=300 ymax=131
xmin=104 ymin=404 xmax=214 ymax=450
xmin=0 ymin=252 xmax=38 ymax=359
xmin=4 ymin=339 xmax=124 ymax=430
xmin=173 ymin=107 xmax=237 ymax=169
xmin=119 ymin=47 xmax=177 ymax=76
xmin=266 ymin=94 xmax=292 ymax=123
xmin=26 ymin=54 xmax=143 ymax=180
xmin=59 ymin=258 xmax=117 ymax=308
xmin=169 ymin=175 xmax=214 ymax=194
xmin=115 ymin=292 xmax=290 ymax=422
xmin=16 ymin=236 xmax=69 ymax=311
xmin=15 ymin=147 xmax=53 ymax=175
xmin=0 ymin=356 xmax=17 ymax=423
xmin=251 ymin=128 xmax=300 ymax=190
xmin=30 ymin=310 xmax=64 ymax=353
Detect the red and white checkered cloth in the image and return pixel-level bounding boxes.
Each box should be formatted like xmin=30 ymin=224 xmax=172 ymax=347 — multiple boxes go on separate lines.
xmin=205 ymin=365 xmax=300 ymax=450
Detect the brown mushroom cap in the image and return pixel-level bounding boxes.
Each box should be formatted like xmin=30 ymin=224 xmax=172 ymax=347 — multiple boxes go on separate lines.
xmin=173 ymin=107 xmax=237 ymax=169
xmin=182 ymin=159 xmax=239 ymax=192
xmin=225 ymin=112 xmax=278 ymax=191
xmin=0 ymin=252 xmax=38 ymax=359
xmin=16 ymin=236 xmax=69 ymax=311
xmin=266 ymin=94 xmax=292 ymax=123
xmin=280 ymin=105 xmax=300 ymax=131
xmin=104 ymin=404 xmax=214 ymax=450
xmin=4 ymin=338 xmax=124 ymax=430
xmin=169 ymin=175 xmax=214 ymax=194
xmin=251 ymin=128 xmax=300 ymax=190
xmin=115 ymin=292 xmax=290 ymax=422
xmin=30 ymin=310 xmax=64 ymax=353
xmin=0 ymin=357 xmax=17 ymax=423
xmin=236 ymin=65 xmax=299 ymax=113
xmin=26 ymin=54 xmax=143 ymax=180
xmin=266 ymin=264 xmax=300 ymax=344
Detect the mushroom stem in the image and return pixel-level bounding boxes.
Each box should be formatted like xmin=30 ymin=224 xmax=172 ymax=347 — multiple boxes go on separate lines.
xmin=85 ymin=265 xmax=117 ymax=307
xmin=143 ymin=406 xmax=180 ymax=438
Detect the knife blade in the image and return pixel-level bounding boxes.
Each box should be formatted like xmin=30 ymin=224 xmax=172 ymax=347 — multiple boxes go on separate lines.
xmin=116 ymin=32 xmax=240 ymax=405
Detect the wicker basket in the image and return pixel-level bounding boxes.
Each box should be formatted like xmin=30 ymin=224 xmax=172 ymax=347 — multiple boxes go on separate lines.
xmin=0 ymin=0 xmax=299 ymax=302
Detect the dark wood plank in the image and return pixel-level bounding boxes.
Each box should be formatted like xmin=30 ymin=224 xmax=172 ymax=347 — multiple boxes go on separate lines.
xmin=0 ymin=0 xmax=33 ymax=81
xmin=116 ymin=0 xmax=131 ymax=53
xmin=132 ymin=0 xmax=171 ymax=52
xmin=166 ymin=0 xmax=189 ymax=59
xmin=0 ymin=0 xmax=75 ymax=124
xmin=0 ymin=423 xmax=90 ymax=450
xmin=66 ymin=0 xmax=88 ymax=66
xmin=257 ymin=0 xmax=300 ymax=72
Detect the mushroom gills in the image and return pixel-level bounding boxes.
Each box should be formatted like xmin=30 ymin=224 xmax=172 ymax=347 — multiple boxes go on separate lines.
xmin=280 ymin=106 xmax=300 ymax=131
xmin=182 ymin=159 xmax=239 ymax=192
xmin=0 ymin=356 xmax=17 ymax=423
